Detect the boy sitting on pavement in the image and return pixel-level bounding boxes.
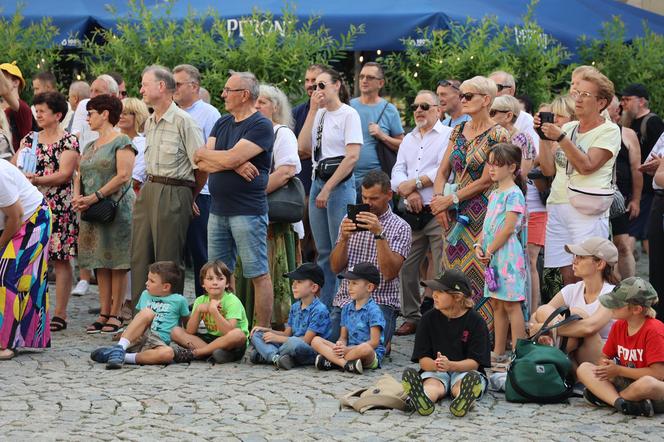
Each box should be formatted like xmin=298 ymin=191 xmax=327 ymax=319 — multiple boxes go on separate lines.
xmin=401 ymin=270 xmax=490 ymax=417
xmin=577 ymin=277 xmax=664 ymax=417
xmin=91 ymin=261 xmax=190 ymax=369
xmin=250 ymin=262 xmax=331 ymax=370
xmin=311 ymin=262 xmax=385 ymax=374
xmin=170 ymin=260 xmax=249 ymax=364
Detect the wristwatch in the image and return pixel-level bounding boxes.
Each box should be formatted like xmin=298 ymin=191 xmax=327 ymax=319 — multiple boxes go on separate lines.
xmin=556 ymin=131 xmax=567 ymax=142
xmin=374 ymin=231 xmax=385 ymax=240
xmin=452 ymin=193 xmax=460 ymax=205
xmin=95 ymin=190 xmax=105 ymax=201
xmin=415 ymin=177 xmax=423 ymax=190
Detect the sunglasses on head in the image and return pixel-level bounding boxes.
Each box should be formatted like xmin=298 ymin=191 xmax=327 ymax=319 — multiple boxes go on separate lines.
xmin=410 ymin=102 xmax=437 ymax=111
xmin=495 ymin=84 xmax=512 ymax=92
xmin=459 ymin=92 xmax=487 ymax=102
xmin=312 ymin=82 xmax=328 ymax=91
xmin=437 ymin=79 xmax=459 ymax=90
xmin=489 ymin=109 xmax=509 ymax=117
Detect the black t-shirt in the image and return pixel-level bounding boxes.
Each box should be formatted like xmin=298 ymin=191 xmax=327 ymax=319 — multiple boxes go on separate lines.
xmin=292 ymin=101 xmax=313 ymax=193
xmin=615 ymin=126 xmax=632 ymax=198
xmin=411 ymin=308 xmax=491 ymax=374
xmin=208 ymin=112 xmax=274 ymax=216
xmin=630 ymin=113 xmax=664 ymax=194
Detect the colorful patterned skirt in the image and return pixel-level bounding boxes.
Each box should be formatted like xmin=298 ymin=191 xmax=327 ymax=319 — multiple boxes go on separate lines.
xmin=235 ymin=223 xmax=299 ymax=329
xmin=0 ymin=200 xmax=52 ymax=350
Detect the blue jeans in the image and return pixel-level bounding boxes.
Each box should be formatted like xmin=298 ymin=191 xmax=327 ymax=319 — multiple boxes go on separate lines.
xmin=328 ymin=303 xmax=396 ymax=346
xmin=208 ymin=213 xmax=269 ymax=278
xmin=186 ymin=194 xmax=210 ymax=296
xmin=250 ymin=331 xmax=317 ymax=366
xmin=308 ymin=176 xmax=356 ymax=308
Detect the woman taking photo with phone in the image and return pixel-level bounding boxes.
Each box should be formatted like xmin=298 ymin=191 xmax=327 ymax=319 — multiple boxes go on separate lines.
xmin=298 ymin=67 xmax=362 ymax=307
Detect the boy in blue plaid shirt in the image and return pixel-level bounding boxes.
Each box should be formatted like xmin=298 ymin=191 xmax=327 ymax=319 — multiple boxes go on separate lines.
xmin=250 ymin=263 xmax=331 ymax=370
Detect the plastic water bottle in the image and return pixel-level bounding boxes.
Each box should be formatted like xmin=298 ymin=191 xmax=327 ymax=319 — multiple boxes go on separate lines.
xmin=446 ymin=215 xmax=469 ymax=246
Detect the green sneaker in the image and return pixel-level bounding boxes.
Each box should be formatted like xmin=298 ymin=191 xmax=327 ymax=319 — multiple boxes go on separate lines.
xmin=450 ymin=371 xmax=483 ymax=417
xmin=401 ymin=367 xmax=434 ymax=416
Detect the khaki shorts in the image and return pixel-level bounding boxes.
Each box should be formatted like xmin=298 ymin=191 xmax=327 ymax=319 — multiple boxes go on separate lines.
xmin=127 ymin=329 xmax=167 ymax=353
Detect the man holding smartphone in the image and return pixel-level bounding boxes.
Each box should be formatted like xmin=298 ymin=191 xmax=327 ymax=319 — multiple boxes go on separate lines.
xmin=329 ymin=170 xmax=412 ymax=350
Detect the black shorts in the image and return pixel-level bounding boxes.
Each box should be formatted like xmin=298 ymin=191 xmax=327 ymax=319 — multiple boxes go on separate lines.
xmin=611 ymin=211 xmax=630 ymax=236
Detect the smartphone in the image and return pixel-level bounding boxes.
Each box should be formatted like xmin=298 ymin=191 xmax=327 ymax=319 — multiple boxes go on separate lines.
xmin=536 ymin=111 xmax=555 ymax=140
xmin=347 ymin=204 xmax=370 ymax=232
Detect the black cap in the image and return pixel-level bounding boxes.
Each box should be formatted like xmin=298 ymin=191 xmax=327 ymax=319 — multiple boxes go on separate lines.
xmin=420 ymin=269 xmax=472 ymax=297
xmin=337 ymin=262 xmax=381 ymax=286
xmin=283 ymin=262 xmax=324 ymax=287
xmin=619 ymin=83 xmax=649 ymax=100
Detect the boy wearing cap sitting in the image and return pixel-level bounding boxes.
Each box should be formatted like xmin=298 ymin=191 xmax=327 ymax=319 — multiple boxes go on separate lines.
xmin=401 ymin=270 xmax=490 ymax=417
xmin=249 ymin=263 xmax=331 ymax=370
xmin=577 ymin=277 xmax=664 ymax=417
xmin=311 ymin=262 xmax=385 ymax=374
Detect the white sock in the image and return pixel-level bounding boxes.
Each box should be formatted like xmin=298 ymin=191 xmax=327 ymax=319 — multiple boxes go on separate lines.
xmin=124 ymin=353 xmax=137 ymax=364
xmin=118 ymin=338 xmax=130 ymax=350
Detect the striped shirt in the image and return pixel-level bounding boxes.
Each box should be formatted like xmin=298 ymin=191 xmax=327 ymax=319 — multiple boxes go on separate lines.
xmin=333 ymin=207 xmax=412 ymax=309
xmin=144 ymin=101 xmax=204 ymax=181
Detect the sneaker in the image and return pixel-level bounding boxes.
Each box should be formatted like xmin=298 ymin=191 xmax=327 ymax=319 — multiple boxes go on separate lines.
xmin=249 ymin=348 xmax=267 ymax=364
xmin=276 ymin=354 xmax=296 ymax=370
xmin=583 ymin=388 xmax=608 ymax=407
xmin=617 ymin=398 xmax=655 ymax=417
xmin=105 ymin=345 xmax=126 ymax=370
xmin=449 ymin=371 xmax=483 ymax=417
xmin=71 ymin=280 xmax=90 ymax=296
xmin=172 ymin=346 xmax=194 ymax=363
xmin=315 ymin=354 xmax=334 ymax=371
xmin=210 ymin=348 xmax=239 ymax=364
xmin=344 ymin=359 xmax=363 ymax=374
xmin=401 ymin=367 xmax=435 ymax=416
xmin=90 ymin=346 xmax=115 ymax=363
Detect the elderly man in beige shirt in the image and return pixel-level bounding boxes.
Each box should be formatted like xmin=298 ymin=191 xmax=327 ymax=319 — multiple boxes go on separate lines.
xmin=130 ymin=65 xmax=206 ymax=304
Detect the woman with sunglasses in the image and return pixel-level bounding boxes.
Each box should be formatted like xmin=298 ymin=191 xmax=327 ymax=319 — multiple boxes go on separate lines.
xmin=431 ymin=76 xmax=509 ymax=309
xmin=73 ymin=95 xmax=136 ymax=334
xmin=298 ymin=67 xmax=362 ymax=307
xmin=537 ymin=70 xmax=620 ymax=287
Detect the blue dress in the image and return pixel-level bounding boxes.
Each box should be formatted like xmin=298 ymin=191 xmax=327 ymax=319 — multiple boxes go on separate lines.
xmin=481 ymin=185 xmax=527 ymax=302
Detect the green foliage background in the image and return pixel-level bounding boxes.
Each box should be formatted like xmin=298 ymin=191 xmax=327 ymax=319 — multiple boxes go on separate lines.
xmin=3 ymin=0 xmax=664 ymax=119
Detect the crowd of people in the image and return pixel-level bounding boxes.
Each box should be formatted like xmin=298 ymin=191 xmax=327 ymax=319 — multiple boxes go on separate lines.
xmin=2 ymin=58 xmax=664 ymax=418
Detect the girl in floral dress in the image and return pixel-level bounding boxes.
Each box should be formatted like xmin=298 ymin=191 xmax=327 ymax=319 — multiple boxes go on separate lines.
xmin=475 ymin=143 xmax=527 ymax=363
xmin=15 ymin=92 xmax=79 ymax=332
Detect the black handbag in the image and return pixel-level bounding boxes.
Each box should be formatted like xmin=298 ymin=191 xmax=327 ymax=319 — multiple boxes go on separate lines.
xmin=267 ymin=126 xmax=307 ymax=223
xmin=375 ymin=102 xmax=397 ymax=176
xmin=81 ymin=185 xmax=130 ymax=224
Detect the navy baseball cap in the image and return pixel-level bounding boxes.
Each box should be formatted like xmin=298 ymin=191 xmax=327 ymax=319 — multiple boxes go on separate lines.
xmin=284 ymin=262 xmax=325 ymax=287
xmin=337 ymin=262 xmax=381 ymax=286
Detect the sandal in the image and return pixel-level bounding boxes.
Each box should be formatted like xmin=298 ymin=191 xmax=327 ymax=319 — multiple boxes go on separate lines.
xmin=50 ymin=316 xmax=68 ymax=332
xmin=101 ymin=316 xmax=124 ymax=334
xmin=0 ymin=348 xmax=16 ymax=360
xmin=86 ymin=314 xmax=110 ymax=334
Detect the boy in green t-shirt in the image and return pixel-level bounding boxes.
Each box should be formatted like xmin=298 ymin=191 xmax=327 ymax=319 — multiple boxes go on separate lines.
xmin=171 ymin=260 xmax=248 ymax=363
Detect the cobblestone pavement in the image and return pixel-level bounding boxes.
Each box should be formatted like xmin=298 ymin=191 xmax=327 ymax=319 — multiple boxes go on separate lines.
xmin=2 ymin=255 xmax=662 ymax=441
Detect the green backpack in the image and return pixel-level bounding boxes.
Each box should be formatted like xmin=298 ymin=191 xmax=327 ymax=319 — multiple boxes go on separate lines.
xmin=505 ymin=306 xmax=580 ymax=403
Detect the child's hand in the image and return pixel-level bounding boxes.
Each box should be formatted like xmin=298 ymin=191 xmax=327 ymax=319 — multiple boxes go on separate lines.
xmin=436 ymin=352 xmax=452 ymax=372
xmin=250 ymin=326 xmax=269 ymax=337
xmin=209 ymin=299 xmax=221 ymax=314
xmin=333 ymin=340 xmax=346 ymax=357
xmin=196 ymin=303 xmax=209 ymax=314
xmin=263 ymin=331 xmax=278 ymax=343
xmin=594 ymin=359 xmax=619 ymax=380
xmin=474 ymin=245 xmax=487 ymax=262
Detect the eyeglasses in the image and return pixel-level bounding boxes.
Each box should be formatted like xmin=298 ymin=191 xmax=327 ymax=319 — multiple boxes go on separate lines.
xmin=410 ymin=102 xmax=437 ymax=111
xmin=459 ymin=92 xmax=487 ymax=102
xmin=359 ymin=74 xmax=382 ymax=81
xmin=495 ymin=84 xmax=513 ymax=92
xmin=570 ymin=90 xmax=596 ymax=101
xmin=437 ymin=80 xmax=460 ymax=91
xmin=312 ymin=82 xmax=329 ymax=91
xmin=222 ymin=87 xmax=247 ymax=94
xmin=489 ymin=109 xmax=509 ymax=117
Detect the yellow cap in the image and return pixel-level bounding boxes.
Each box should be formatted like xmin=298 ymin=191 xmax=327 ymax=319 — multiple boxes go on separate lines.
xmin=0 ymin=61 xmax=26 ymax=91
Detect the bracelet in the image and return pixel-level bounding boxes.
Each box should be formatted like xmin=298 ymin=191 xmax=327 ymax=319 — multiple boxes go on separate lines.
xmin=556 ymin=131 xmax=567 ymax=142
xmin=95 ymin=190 xmax=104 ymax=201
xmin=472 ymin=243 xmax=482 ymax=249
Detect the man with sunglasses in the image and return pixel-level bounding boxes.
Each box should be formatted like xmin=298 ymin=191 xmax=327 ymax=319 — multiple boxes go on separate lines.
xmin=392 ymin=90 xmax=453 ymax=336
xmin=489 ymin=70 xmax=539 ymax=151
xmin=437 ymin=79 xmax=470 ymax=128
xmin=350 ymin=62 xmax=404 ymax=199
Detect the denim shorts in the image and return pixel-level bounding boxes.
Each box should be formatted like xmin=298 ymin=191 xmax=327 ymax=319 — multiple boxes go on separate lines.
xmin=208 ymin=213 xmax=269 ymax=278
xmin=421 ymin=370 xmax=488 ymax=398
